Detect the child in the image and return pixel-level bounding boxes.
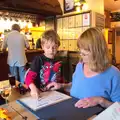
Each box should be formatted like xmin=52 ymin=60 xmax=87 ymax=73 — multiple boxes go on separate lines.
xmin=25 ymin=30 xmax=64 ymax=98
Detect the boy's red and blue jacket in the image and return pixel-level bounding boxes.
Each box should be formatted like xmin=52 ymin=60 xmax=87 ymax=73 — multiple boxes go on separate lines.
xmin=25 ymin=55 xmax=64 ymax=89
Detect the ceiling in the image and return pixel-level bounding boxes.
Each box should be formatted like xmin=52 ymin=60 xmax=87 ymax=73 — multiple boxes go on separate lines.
xmin=0 ymin=0 xmax=62 ymax=16
xmin=1 ymin=0 xmax=119 ymax=16
xmin=104 ymin=0 xmax=120 ymax=11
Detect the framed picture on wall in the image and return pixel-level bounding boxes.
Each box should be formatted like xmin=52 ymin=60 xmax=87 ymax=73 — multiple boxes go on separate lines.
xmin=68 ymin=16 xmax=75 ymax=28
xmin=64 ymin=0 xmax=75 ymax=13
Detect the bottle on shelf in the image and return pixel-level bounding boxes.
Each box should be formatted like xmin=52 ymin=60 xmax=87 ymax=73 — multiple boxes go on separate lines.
xmin=32 ymin=38 xmax=35 ymax=49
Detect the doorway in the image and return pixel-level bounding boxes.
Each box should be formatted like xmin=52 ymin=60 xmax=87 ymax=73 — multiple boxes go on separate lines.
xmin=115 ymin=28 xmax=120 ymax=64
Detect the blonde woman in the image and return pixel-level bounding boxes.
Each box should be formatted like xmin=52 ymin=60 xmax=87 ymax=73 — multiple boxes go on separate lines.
xmin=47 ymin=27 xmax=120 ymax=108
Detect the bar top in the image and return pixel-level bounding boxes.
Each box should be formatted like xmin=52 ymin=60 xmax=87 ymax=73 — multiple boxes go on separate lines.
xmin=0 ymin=49 xmax=79 ymax=55
xmin=0 ymin=49 xmax=43 ymax=55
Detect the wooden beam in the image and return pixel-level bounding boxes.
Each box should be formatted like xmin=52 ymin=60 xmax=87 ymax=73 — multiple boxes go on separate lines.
xmin=0 ymin=0 xmax=62 ymax=16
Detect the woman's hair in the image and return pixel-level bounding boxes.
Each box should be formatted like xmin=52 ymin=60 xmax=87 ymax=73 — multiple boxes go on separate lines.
xmin=12 ymin=24 xmax=21 ymax=32
xmin=77 ymin=27 xmax=110 ymax=72
xmin=41 ymin=29 xmax=60 ymax=46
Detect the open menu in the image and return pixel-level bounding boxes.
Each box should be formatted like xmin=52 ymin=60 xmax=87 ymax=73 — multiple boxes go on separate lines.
xmin=93 ymin=102 xmax=120 ymax=120
xmin=18 ymin=91 xmax=71 ymax=111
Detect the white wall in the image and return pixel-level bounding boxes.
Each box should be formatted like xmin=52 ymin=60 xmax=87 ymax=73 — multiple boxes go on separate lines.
xmin=86 ymin=0 xmax=104 ymax=14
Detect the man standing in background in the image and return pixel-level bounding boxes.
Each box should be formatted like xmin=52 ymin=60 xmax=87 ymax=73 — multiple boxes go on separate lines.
xmin=36 ymin=38 xmax=42 ymax=49
xmin=2 ymin=24 xmax=30 ymax=85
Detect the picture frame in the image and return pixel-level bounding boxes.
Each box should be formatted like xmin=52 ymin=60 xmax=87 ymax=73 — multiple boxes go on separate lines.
xmin=64 ymin=0 xmax=75 ymax=13
xmin=68 ymin=16 xmax=75 ymax=28
xmin=75 ymin=14 xmax=82 ymax=27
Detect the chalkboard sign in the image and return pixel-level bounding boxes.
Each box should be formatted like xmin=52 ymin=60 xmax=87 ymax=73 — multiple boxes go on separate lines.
xmin=110 ymin=12 xmax=120 ymax=22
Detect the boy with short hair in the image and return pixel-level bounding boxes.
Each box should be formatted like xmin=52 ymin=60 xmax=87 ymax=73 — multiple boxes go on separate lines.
xmin=25 ymin=30 xmax=64 ymax=98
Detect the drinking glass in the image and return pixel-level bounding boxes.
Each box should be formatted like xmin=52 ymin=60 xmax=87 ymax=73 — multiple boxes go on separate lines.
xmin=0 ymin=84 xmax=11 ymax=106
xmin=8 ymin=73 xmax=16 ymax=87
xmin=0 ymin=83 xmax=27 ymax=119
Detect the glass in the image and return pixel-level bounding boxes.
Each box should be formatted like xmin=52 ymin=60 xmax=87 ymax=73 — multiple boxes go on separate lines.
xmin=79 ymin=50 xmax=90 ymax=56
xmin=8 ymin=74 xmax=16 ymax=87
xmin=79 ymin=52 xmax=89 ymax=56
xmin=0 ymin=83 xmax=27 ymax=120
xmin=0 ymin=84 xmax=11 ymax=106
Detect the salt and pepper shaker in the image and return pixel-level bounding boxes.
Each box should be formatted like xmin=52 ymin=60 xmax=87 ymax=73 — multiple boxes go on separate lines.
xmin=18 ymin=83 xmax=27 ymax=95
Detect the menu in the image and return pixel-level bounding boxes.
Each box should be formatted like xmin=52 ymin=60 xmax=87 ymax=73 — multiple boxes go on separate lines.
xmin=75 ymin=14 xmax=82 ymax=27
xmin=68 ymin=16 xmax=75 ymax=28
xmin=82 ymin=13 xmax=90 ymax=26
xmin=93 ymin=102 xmax=120 ymax=120
xmin=18 ymin=91 xmax=71 ymax=111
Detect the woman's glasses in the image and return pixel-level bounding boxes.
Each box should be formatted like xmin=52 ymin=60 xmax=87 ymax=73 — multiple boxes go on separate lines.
xmin=79 ymin=51 xmax=90 ymax=56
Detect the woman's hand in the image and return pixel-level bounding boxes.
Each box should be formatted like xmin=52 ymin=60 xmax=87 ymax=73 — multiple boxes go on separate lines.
xmin=75 ymin=97 xmax=103 ymax=108
xmin=46 ymin=82 xmax=62 ymax=90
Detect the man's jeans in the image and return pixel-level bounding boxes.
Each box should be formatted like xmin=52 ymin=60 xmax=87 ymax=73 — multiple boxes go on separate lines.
xmin=9 ymin=66 xmax=26 ymax=84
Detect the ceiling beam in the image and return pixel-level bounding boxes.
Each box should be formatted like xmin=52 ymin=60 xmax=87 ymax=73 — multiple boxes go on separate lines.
xmin=0 ymin=0 xmax=62 ymax=16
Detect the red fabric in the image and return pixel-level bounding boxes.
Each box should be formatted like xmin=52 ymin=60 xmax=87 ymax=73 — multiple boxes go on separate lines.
xmin=53 ymin=61 xmax=62 ymax=72
xmin=58 ymin=76 xmax=64 ymax=83
xmin=25 ymin=70 xmax=37 ymax=87
xmin=42 ymin=61 xmax=63 ymax=84
xmin=43 ymin=62 xmax=51 ymax=84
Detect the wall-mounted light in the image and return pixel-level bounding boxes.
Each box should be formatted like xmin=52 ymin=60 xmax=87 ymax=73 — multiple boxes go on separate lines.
xmin=74 ymin=0 xmax=88 ymax=12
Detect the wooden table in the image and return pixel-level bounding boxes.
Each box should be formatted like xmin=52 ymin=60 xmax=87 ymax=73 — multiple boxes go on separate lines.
xmin=0 ymin=87 xmax=97 ymax=120
xmin=0 ymin=88 xmax=37 ymax=120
